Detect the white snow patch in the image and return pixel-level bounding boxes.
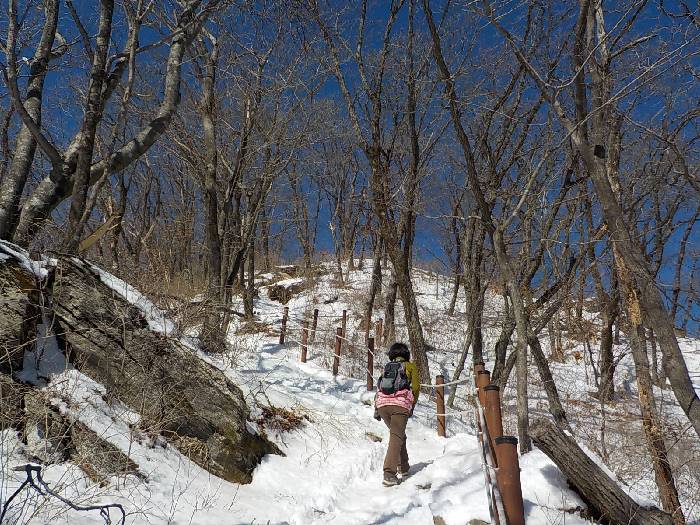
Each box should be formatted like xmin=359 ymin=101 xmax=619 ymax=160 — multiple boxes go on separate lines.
xmin=0 ymin=240 xmax=51 ymax=278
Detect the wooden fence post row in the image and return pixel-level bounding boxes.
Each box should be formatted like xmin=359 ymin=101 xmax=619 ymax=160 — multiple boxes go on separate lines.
xmin=367 ymin=337 xmax=375 ymax=391
xmin=476 ymin=364 xmax=525 ymax=525
xmin=436 ymin=375 xmax=446 ymax=437
xmin=279 ymin=306 xmax=289 ymax=345
xmin=332 ymin=327 xmax=341 ymax=376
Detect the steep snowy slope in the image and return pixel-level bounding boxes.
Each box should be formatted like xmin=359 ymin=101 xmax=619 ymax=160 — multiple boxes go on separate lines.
xmin=2 ymin=257 xmax=697 ymax=524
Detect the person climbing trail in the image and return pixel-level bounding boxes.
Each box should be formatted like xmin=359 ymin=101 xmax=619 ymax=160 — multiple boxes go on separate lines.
xmin=374 ymin=342 xmax=421 ymax=487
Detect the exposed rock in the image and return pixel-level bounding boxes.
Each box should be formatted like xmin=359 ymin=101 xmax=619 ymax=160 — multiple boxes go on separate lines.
xmin=24 ymin=390 xmax=71 ymax=464
xmin=267 ymin=279 xmax=306 ymax=304
xmin=0 ymin=371 xmax=29 ymax=429
xmin=0 ymin=249 xmax=39 ymax=374
xmin=70 ymin=421 xmax=140 ymax=483
xmin=23 ymin=390 xmax=139 ymax=481
xmin=365 ymin=431 xmax=383 ymax=443
xmin=50 ymin=255 xmax=280 ymax=484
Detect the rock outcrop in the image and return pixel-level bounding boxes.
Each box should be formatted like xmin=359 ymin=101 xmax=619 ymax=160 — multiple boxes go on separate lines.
xmin=0 ymin=243 xmax=279 ymax=484
xmin=0 ymin=250 xmax=39 ymax=373
xmin=50 ymin=256 xmax=279 ymax=483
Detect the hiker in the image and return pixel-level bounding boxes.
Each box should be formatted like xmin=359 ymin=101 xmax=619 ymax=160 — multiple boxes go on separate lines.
xmin=374 ymin=342 xmax=420 ymax=487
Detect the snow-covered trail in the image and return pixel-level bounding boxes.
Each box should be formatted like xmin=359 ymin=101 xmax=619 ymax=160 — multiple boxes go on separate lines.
xmin=217 ymin=329 xmax=586 ymax=525
xmin=222 ymin=337 xmax=492 ymax=524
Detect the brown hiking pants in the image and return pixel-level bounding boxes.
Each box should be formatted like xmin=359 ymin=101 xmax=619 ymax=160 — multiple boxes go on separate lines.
xmin=377 ymin=405 xmax=410 ymax=475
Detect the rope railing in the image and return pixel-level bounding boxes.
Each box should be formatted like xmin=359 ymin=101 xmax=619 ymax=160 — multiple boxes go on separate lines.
xmin=472 ymin=363 xmax=525 ymax=525
xmin=278 ymin=305 xmax=525 ymax=523
xmin=279 ymin=308 xmax=491 ymax=431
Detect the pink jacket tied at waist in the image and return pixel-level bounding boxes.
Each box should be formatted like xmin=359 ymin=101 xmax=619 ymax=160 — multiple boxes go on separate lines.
xmin=376 ymin=388 xmax=414 ymax=412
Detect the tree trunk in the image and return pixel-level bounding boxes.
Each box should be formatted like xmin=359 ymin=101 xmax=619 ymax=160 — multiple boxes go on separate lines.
xmin=530 ymin=418 xmax=674 ymax=525
xmin=447 ymin=274 xmax=460 ymax=316
xmin=244 ymin=241 xmax=255 ymax=320
xmin=492 ymin=309 xmax=515 ymax=385
xmin=617 ymin=254 xmax=684 ymax=523
xmin=598 ymin=301 xmax=617 ymax=401
xmin=0 ymin=0 xmax=59 ymax=240
xmin=528 ymin=334 xmax=569 ymax=429
xmin=363 ymin=239 xmax=383 ymax=335
xmin=201 ymin=40 xmax=221 ymax=298
xmin=447 ymin=323 xmax=473 ymax=408
xmin=493 ymin=228 xmax=531 ymax=452
xmin=62 ymin=0 xmax=115 ymax=252
xmin=383 ymin=274 xmax=398 ymax=347
xmin=649 ymin=328 xmax=659 ymax=386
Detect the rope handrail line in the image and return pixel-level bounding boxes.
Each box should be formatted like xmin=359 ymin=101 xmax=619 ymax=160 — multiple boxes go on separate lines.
xmin=284 ymin=328 xmax=379 ymax=359
xmin=419 ymin=377 xmax=472 ymax=388
xmin=284 ymin=336 xmax=383 ymax=381
xmin=279 ymin=306 xmax=519 ymax=521
xmin=285 ymin=317 xmax=379 ymax=354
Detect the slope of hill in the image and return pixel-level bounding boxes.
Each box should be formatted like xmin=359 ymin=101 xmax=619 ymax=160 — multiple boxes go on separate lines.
xmin=1 ymin=253 xmax=698 ymax=524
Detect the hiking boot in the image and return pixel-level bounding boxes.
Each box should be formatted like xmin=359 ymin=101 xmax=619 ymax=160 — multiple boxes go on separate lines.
xmin=382 ymin=473 xmax=400 ymax=487
xmin=398 ymin=465 xmax=410 ymax=477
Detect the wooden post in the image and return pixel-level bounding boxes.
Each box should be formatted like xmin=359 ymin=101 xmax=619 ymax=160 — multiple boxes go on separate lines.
xmin=279 ymin=307 xmax=289 ymax=345
xmin=364 ymin=313 xmax=372 ymax=345
xmin=375 ymin=318 xmax=383 ymax=347
xmin=340 ymin=310 xmax=348 ymax=346
xmin=483 ymin=384 xmax=503 ymax=465
xmin=301 ymin=320 xmax=309 ymax=363
xmin=367 ymin=337 xmax=375 ymax=391
xmin=495 ymin=436 xmax=525 ymax=525
xmin=476 ymin=370 xmax=491 ymax=407
xmin=436 ymin=375 xmax=446 ymax=437
xmin=333 ymin=327 xmax=341 ymax=376
xmin=311 ymin=308 xmax=319 ymax=342
xmin=473 ymin=361 xmax=485 ymax=387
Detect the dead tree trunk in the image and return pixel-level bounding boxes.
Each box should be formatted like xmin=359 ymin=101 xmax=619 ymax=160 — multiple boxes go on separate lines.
xmin=617 ymin=257 xmax=685 ymax=523
xmin=530 ymin=418 xmax=674 ymax=525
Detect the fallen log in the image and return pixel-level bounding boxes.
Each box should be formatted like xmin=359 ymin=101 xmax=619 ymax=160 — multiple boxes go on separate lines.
xmin=530 ymin=418 xmax=673 ymax=525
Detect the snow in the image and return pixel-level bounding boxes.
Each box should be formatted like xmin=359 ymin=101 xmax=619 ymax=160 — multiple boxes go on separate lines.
xmin=2 ymin=257 xmax=698 ymax=524
xmin=0 ymin=240 xmax=51 ymax=278
xmin=270 ymin=277 xmax=305 ymax=288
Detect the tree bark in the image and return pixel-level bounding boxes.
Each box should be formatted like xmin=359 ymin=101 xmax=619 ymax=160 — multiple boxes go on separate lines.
xmin=363 ymin=238 xmax=383 ymax=335
xmin=12 ymin=0 xmax=215 ymax=246
xmin=616 ymin=254 xmax=684 ymax=523
xmin=244 ymin=240 xmax=255 ymax=320
xmin=0 ymin=0 xmax=60 ymax=239
xmin=530 ymin=418 xmax=674 ymax=525
xmin=383 ymin=274 xmax=398 ymax=348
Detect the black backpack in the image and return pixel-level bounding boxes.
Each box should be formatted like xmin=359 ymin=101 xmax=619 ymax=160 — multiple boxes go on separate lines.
xmin=379 ymin=361 xmax=409 ymax=395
